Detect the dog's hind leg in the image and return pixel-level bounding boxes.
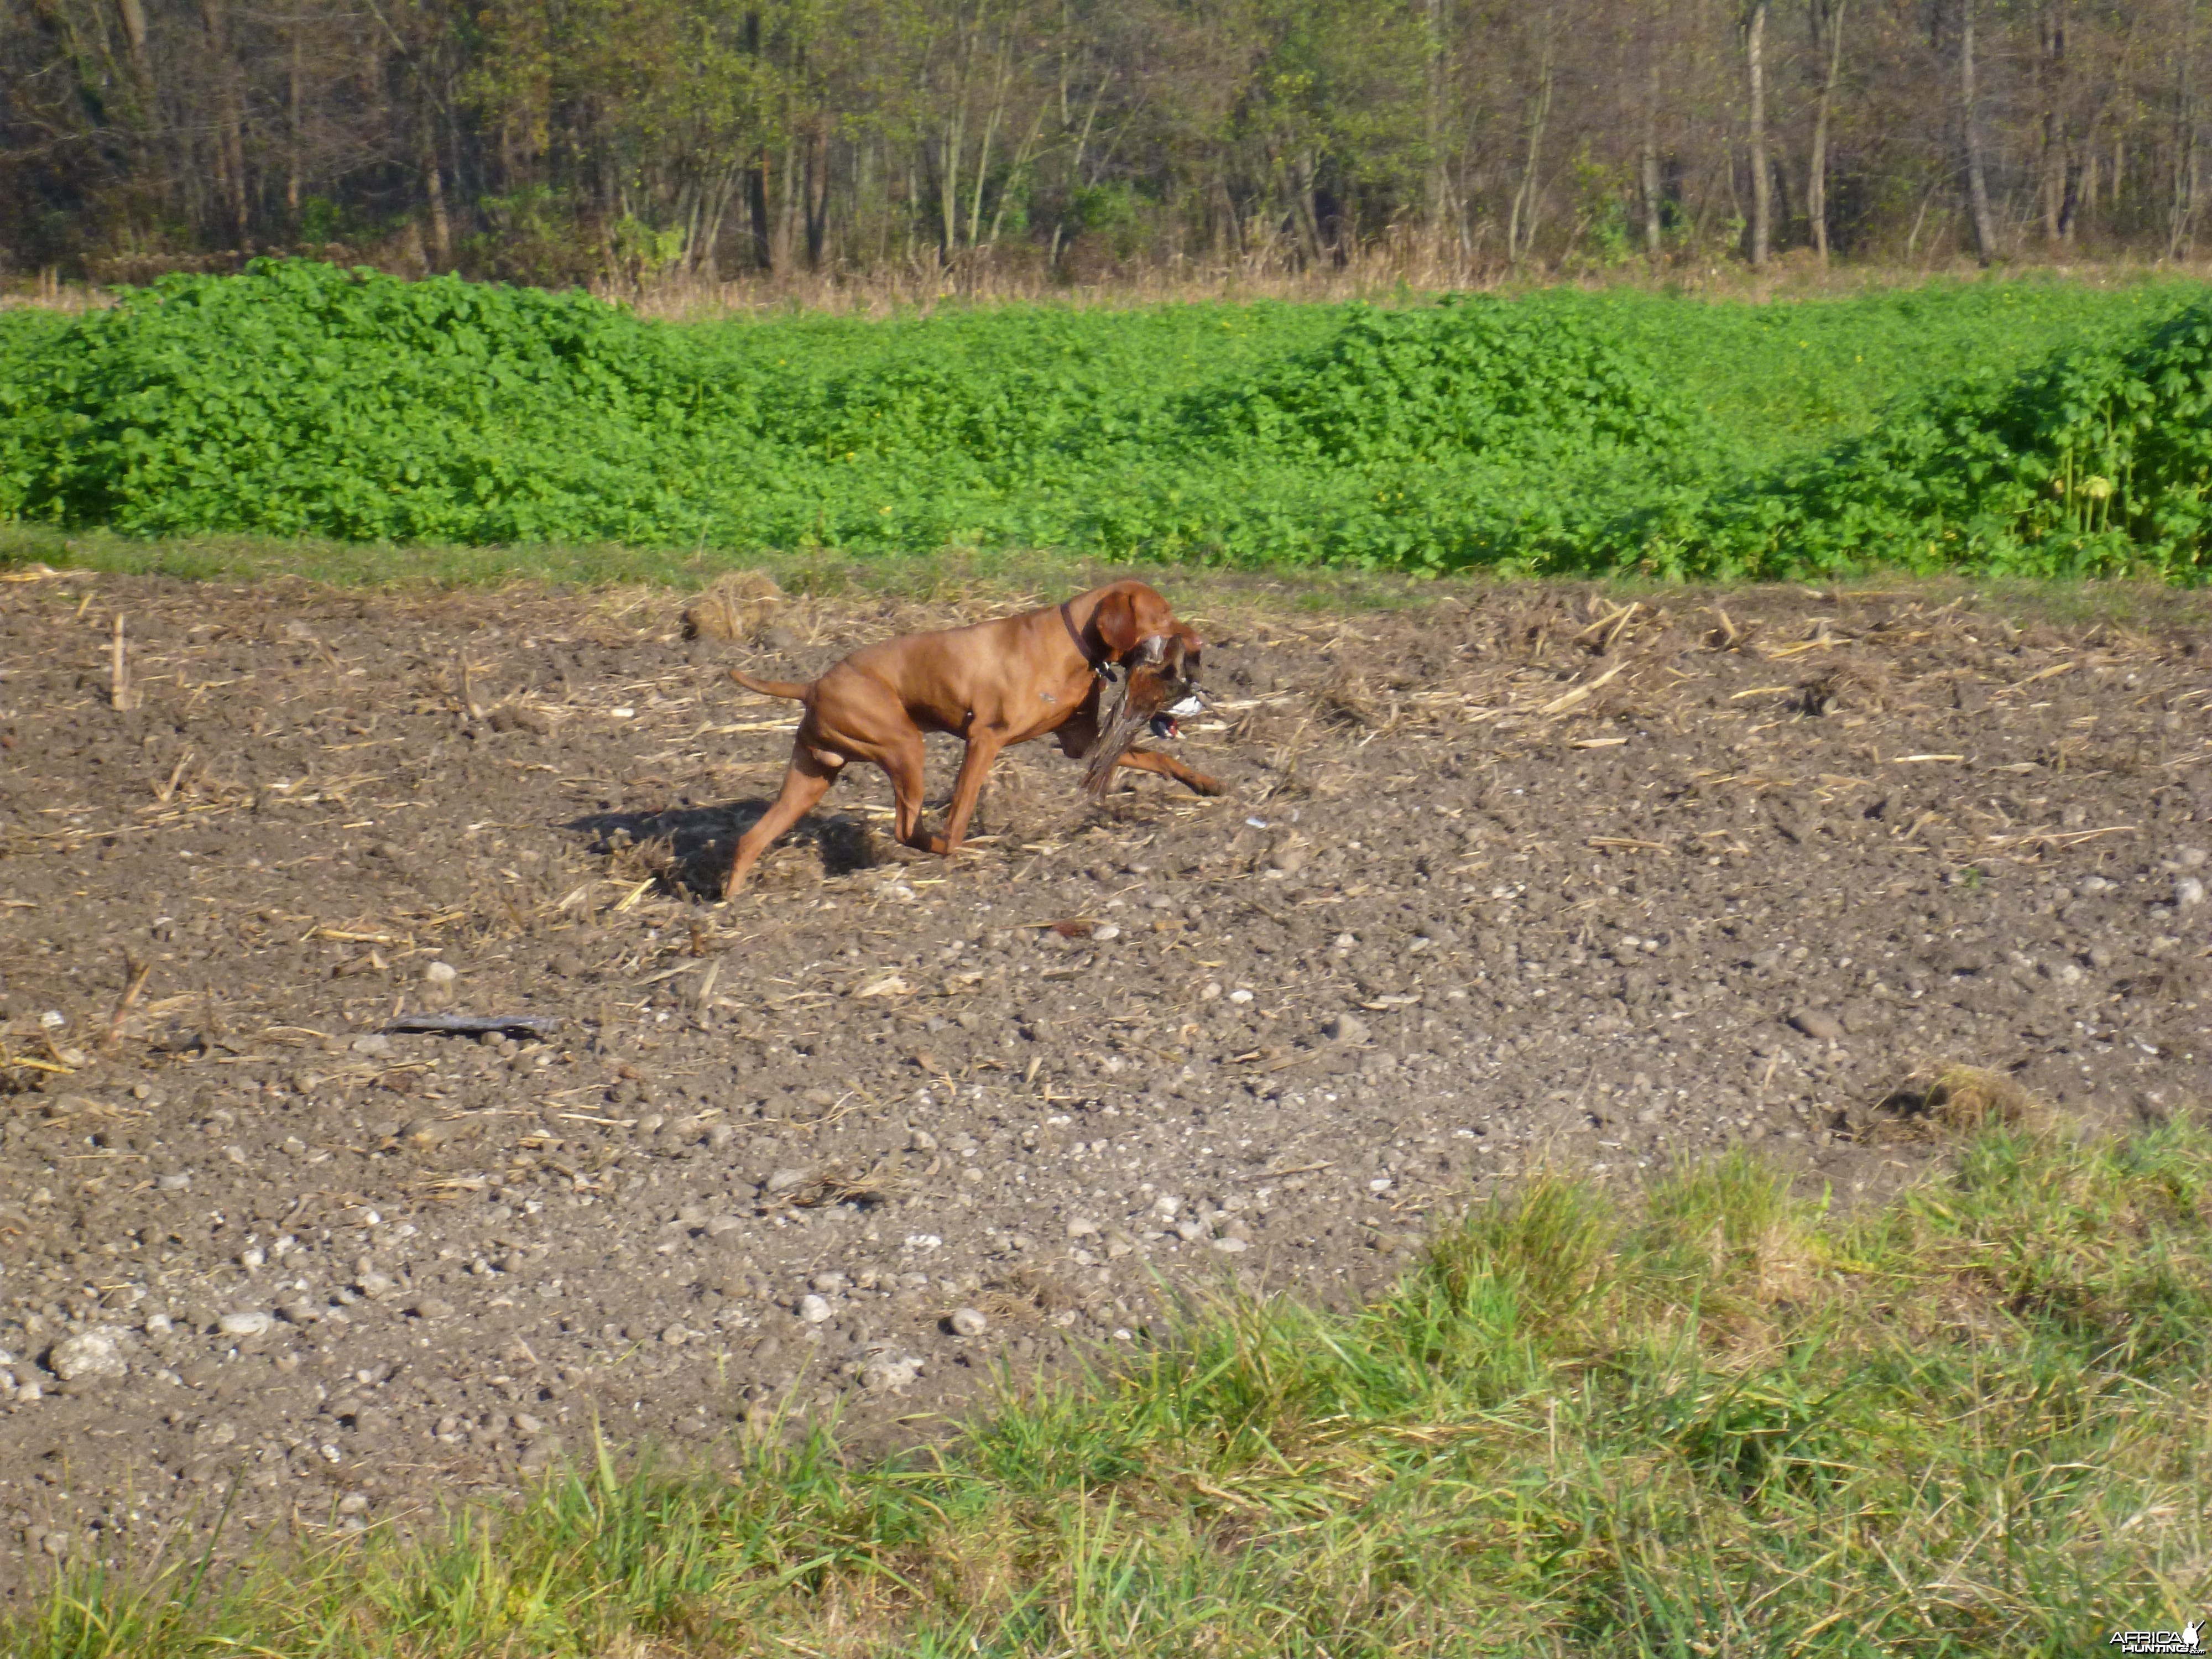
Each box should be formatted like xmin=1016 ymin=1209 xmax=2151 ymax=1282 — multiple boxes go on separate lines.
xmin=878 ymin=731 xmax=931 ymax=848
xmin=723 ymin=740 xmax=841 ymax=897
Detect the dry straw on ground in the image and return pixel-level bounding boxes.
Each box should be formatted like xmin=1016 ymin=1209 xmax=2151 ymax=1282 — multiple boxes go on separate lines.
xmin=1855 ymin=1065 xmax=2051 ymax=1142
xmin=680 ymin=571 xmax=785 ymax=642
xmin=1798 ymin=655 xmax=1892 ymax=716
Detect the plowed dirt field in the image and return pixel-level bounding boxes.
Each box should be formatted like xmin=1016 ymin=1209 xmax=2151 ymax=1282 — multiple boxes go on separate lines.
xmin=1 ymin=569 xmax=2206 ymax=1598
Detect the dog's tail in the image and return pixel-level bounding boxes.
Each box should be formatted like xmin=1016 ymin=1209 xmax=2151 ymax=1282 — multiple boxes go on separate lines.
xmin=729 ymin=667 xmax=811 ymax=701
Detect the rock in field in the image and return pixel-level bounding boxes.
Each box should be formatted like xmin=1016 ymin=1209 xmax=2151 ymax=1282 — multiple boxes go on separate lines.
xmin=1323 ymin=1011 xmax=1371 ymax=1045
xmin=1788 ymin=1010 xmax=1846 ymax=1042
xmin=860 ymin=1353 xmax=925 ymax=1395
xmin=48 ymin=1329 xmax=128 ymax=1382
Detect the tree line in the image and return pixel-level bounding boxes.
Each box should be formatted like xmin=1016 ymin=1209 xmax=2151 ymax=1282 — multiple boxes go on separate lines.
xmin=2 ymin=0 xmax=2205 ymax=288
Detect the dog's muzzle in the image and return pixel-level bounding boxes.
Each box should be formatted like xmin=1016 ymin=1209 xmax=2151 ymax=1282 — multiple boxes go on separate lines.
xmin=1150 ymin=692 xmax=1204 ymax=740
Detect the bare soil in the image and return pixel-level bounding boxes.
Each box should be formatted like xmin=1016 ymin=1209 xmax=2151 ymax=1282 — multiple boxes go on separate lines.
xmin=1 ymin=570 xmax=2206 ymax=1599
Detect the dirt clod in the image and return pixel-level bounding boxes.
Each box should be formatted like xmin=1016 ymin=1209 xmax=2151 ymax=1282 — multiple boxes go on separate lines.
xmin=1789 ymin=1010 xmax=1846 ymax=1042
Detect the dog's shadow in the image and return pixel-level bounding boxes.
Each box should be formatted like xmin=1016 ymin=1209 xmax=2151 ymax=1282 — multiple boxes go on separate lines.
xmin=568 ymin=769 xmax=1144 ymax=901
xmin=565 ymin=801 xmax=884 ymax=899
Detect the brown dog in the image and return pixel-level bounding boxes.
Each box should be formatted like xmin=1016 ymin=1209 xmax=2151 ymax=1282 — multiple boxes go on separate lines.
xmin=721 ymin=581 xmax=1221 ymax=896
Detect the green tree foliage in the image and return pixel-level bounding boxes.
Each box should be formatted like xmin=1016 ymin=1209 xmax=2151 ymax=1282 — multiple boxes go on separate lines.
xmin=8 ymin=0 xmax=2206 ymax=282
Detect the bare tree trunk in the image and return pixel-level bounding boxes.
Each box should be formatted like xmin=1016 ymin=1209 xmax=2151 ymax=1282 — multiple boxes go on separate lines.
xmin=679 ymin=179 xmax=705 ymax=273
xmin=854 ymin=138 xmax=874 ymax=267
xmin=114 ymin=0 xmax=155 ymax=158
xmin=900 ymin=148 xmax=914 ymax=266
xmin=419 ymin=108 xmax=451 ymax=268
xmin=806 ymin=131 xmax=832 ymax=268
xmin=1808 ymin=0 xmax=1847 ymax=260
xmin=2039 ymin=1 xmax=2068 ymax=241
xmin=2177 ymin=139 xmax=2203 ymax=260
xmin=1425 ymin=0 xmax=1450 ymax=259
xmin=1290 ymin=148 xmax=1324 ymax=264
xmin=1641 ymin=14 xmax=1664 ymax=254
xmin=2173 ymin=14 xmax=2201 ymax=260
xmin=968 ymin=71 xmax=1004 ymax=250
xmin=1746 ymin=0 xmax=1771 ymax=265
xmin=1960 ymin=0 xmax=1999 ymax=263
xmin=114 ymin=0 xmax=147 ymax=54
xmin=200 ymin=0 xmax=250 ymax=249
xmin=1509 ymin=20 xmax=1555 ymax=265
xmin=986 ymin=102 xmax=1049 ymax=247
xmin=695 ymin=159 xmax=742 ymax=278
xmin=287 ymin=24 xmax=303 ymax=218
xmin=98 ymin=0 xmax=160 ymax=255
xmin=774 ymin=137 xmax=801 ymax=271
xmin=1905 ymin=175 xmax=1939 ymax=260
xmin=1070 ymin=72 xmax=1103 ymax=183
xmin=939 ymin=109 xmax=964 ymax=259
xmin=114 ymin=0 xmax=154 ymax=149
xmin=748 ymin=151 xmax=773 ymax=270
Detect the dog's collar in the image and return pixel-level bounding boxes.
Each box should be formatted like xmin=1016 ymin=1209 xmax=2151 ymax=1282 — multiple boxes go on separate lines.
xmin=1059 ymin=601 xmax=1115 ymax=680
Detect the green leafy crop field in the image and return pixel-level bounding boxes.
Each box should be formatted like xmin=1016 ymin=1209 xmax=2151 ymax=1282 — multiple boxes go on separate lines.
xmin=1 ymin=262 xmax=2206 ymax=581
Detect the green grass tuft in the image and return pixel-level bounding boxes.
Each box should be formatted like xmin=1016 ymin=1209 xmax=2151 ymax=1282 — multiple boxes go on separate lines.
xmin=8 ymin=1120 xmax=2209 ymax=1656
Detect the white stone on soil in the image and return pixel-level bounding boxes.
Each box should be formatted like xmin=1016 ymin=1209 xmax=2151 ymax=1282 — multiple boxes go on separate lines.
xmin=861 ymin=1353 xmax=925 ymax=1394
xmin=49 ymin=1329 xmax=128 ymax=1381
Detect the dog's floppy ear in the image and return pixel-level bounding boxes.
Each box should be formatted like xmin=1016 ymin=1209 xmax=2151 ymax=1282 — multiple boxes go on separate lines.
xmin=1091 ymin=588 xmax=1146 ymax=659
